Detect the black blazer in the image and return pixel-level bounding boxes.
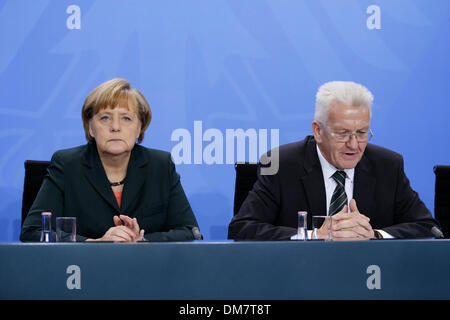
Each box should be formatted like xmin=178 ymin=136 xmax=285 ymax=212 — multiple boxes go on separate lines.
xmin=228 ymin=136 xmax=438 ymax=240
xmin=20 ymin=143 xmax=199 ymax=242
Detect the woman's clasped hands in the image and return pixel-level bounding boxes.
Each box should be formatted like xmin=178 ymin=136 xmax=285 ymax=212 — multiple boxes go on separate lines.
xmin=87 ymin=214 xmax=145 ymax=243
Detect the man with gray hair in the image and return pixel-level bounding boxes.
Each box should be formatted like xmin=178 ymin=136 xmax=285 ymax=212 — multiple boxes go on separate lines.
xmin=228 ymin=81 xmax=438 ymax=240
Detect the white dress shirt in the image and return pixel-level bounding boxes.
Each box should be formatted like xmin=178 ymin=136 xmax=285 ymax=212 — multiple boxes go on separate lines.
xmin=316 ymin=145 xmax=393 ymax=239
xmin=316 ymin=145 xmax=354 ymax=215
xmin=291 ymin=145 xmax=393 ymax=239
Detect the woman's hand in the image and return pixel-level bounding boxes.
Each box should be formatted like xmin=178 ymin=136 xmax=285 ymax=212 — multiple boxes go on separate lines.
xmin=114 ymin=215 xmax=145 ymax=242
xmin=86 ymin=215 xmax=145 ymax=242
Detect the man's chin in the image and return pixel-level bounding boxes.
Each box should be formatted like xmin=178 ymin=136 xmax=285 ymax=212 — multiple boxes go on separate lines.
xmin=338 ymin=160 xmax=359 ymax=170
xmin=334 ymin=156 xmax=360 ymax=169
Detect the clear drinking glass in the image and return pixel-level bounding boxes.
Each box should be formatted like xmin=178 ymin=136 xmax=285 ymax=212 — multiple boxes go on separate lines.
xmin=56 ymin=217 xmax=77 ymax=242
xmin=297 ymin=211 xmax=307 ymax=241
xmin=311 ymin=215 xmax=332 ymax=241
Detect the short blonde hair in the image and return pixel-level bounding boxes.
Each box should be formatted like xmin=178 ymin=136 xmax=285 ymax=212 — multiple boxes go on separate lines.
xmin=315 ymin=81 xmax=373 ymax=124
xmin=81 ymin=78 xmax=152 ymax=144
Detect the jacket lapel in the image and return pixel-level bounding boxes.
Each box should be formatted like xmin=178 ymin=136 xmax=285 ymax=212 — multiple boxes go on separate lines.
xmin=300 ymin=138 xmax=327 ymax=216
xmin=299 ymin=137 xmax=376 ymax=219
xmin=120 ymin=145 xmax=149 ymax=214
xmin=82 ymin=143 xmax=119 ymax=211
xmin=353 ymin=153 xmax=376 ymax=218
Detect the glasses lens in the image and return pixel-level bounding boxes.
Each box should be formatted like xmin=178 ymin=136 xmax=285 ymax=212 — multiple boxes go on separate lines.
xmin=356 ymin=133 xmax=368 ymax=142
xmin=335 ymin=134 xmax=349 ymax=142
xmin=336 ymin=132 xmax=371 ymax=142
xmin=325 ymin=124 xmax=373 ymax=142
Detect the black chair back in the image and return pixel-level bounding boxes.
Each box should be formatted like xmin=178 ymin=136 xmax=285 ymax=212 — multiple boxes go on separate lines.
xmin=22 ymin=160 xmax=50 ymax=225
xmin=234 ymin=162 xmax=258 ymax=215
xmin=434 ymin=165 xmax=450 ymax=238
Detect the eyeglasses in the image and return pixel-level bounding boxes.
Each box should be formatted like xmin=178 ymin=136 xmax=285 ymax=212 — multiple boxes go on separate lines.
xmin=320 ymin=123 xmax=373 ymax=143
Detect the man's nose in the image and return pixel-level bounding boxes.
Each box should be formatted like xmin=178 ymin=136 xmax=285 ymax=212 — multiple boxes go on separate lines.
xmin=346 ymin=134 xmax=359 ymax=148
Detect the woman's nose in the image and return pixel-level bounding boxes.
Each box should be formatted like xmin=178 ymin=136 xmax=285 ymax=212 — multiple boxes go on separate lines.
xmin=110 ymin=116 xmax=121 ymax=131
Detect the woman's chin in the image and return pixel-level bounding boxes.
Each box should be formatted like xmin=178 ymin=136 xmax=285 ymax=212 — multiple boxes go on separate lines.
xmin=101 ymin=147 xmax=132 ymax=157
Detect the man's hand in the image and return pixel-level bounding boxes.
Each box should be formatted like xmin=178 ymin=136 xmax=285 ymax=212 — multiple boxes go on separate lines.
xmin=331 ymin=199 xmax=375 ymax=241
xmin=316 ymin=217 xmax=332 ymax=240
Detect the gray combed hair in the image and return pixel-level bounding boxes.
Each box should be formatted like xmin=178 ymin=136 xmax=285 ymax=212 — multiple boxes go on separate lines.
xmin=314 ymin=81 xmax=373 ymax=124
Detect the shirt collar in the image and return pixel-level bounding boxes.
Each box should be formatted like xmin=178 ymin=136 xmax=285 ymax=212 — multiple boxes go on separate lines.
xmin=316 ymin=145 xmax=355 ymax=182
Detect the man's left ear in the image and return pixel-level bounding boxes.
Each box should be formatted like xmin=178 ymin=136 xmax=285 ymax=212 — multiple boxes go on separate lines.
xmin=312 ymin=121 xmax=322 ymax=143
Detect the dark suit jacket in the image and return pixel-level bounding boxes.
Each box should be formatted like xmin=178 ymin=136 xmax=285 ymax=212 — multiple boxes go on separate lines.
xmin=20 ymin=143 xmax=199 ymax=242
xmin=228 ymin=136 xmax=438 ymax=240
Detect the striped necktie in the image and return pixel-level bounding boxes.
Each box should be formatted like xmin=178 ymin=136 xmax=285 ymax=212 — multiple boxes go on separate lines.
xmin=329 ymin=170 xmax=348 ymax=216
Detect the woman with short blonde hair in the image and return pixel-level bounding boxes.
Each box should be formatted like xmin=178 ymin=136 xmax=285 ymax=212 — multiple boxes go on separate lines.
xmin=21 ymin=78 xmax=200 ymax=242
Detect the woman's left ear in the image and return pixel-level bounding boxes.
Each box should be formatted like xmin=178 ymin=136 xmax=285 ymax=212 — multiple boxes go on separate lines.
xmin=136 ymin=127 xmax=141 ymax=140
xmin=88 ymin=121 xmax=95 ymax=139
xmin=135 ymin=124 xmax=142 ymax=142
